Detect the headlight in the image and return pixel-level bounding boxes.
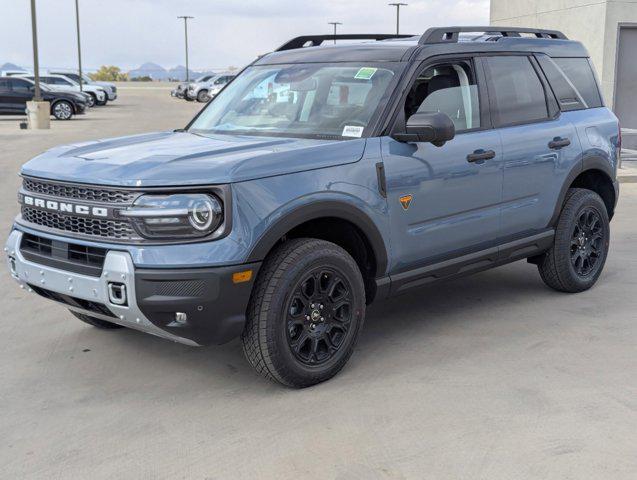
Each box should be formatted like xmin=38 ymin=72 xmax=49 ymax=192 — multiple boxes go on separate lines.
xmin=121 ymin=193 xmax=223 ymax=239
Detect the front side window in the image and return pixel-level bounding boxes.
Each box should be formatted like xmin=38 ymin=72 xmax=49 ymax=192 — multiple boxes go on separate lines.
xmin=484 ymin=56 xmax=548 ymax=126
xmin=189 ymin=63 xmax=398 ymax=139
xmin=405 ymin=61 xmax=480 ymax=132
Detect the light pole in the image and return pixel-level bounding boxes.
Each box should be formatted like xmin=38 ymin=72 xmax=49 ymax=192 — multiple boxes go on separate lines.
xmin=388 ymin=3 xmax=408 ymax=35
xmin=27 ymin=0 xmax=48 ymax=129
xmin=74 ymin=0 xmax=83 ymax=91
xmin=177 ymin=16 xmax=194 ymax=82
xmin=30 ymin=0 xmax=41 ymax=101
xmin=328 ymin=22 xmax=342 ymax=44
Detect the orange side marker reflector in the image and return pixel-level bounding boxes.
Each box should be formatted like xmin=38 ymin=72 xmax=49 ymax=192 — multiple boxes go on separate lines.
xmin=232 ymin=270 xmax=253 ymax=284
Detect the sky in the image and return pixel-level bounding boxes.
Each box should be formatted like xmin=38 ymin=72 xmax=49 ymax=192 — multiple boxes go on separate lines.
xmin=0 ymin=0 xmax=490 ymax=72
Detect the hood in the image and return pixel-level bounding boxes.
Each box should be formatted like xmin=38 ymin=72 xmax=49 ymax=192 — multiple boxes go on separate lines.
xmin=21 ymin=131 xmax=366 ymax=187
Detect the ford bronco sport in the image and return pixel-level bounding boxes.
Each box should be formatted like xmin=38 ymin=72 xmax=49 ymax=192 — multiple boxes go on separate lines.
xmin=5 ymin=27 xmax=620 ymax=387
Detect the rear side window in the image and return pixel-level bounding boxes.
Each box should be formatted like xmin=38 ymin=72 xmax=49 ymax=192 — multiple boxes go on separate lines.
xmin=484 ymin=56 xmax=548 ymax=126
xmin=553 ymin=58 xmax=603 ymax=108
xmin=535 ymin=54 xmax=585 ymax=111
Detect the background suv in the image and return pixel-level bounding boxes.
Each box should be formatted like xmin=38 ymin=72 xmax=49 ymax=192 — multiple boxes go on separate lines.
xmin=186 ymin=73 xmax=236 ymax=102
xmin=19 ymin=74 xmax=106 ymax=107
xmin=49 ymin=70 xmax=118 ymax=102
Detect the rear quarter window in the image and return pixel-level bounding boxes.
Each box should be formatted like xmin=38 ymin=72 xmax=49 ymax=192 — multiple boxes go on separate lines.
xmin=553 ymin=57 xmax=603 ymax=108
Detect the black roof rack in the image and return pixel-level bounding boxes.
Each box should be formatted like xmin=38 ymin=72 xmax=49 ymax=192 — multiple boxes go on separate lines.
xmin=276 ymin=34 xmax=414 ymax=52
xmin=419 ymin=26 xmax=568 ymax=44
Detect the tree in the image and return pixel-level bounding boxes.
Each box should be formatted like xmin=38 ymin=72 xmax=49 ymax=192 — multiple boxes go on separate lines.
xmin=89 ymin=66 xmax=129 ymax=82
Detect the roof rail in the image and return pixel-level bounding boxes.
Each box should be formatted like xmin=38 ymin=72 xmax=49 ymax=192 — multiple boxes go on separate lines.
xmin=419 ymin=26 xmax=567 ymax=44
xmin=276 ymin=34 xmax=414 ymax=52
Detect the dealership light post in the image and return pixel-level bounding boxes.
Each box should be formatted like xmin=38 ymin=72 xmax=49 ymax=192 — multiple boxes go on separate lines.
xmin=178 ymin=16 xmax=194 ymax=83
xmin=27 ymin=0 xmax=49 ymax=129
xmin=75 ymin=0 xmax=83 ymax=91
xmin=328 ymin=21 xmax=342 ymax=44
xmin=388 ymin=3 xmax=407 ymax=35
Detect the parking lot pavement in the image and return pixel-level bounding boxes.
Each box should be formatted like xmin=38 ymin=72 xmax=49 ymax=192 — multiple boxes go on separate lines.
xmin=1 ymin=85 xmax=636 ymax=480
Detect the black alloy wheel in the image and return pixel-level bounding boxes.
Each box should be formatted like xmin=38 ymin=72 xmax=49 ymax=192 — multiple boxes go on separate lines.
xmin=286 ymin=267 xmax=353 ymax=366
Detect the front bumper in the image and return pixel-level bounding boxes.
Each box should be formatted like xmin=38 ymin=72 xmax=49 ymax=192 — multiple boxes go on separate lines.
xmin=5 ymin=230 xmax=259 ymax=346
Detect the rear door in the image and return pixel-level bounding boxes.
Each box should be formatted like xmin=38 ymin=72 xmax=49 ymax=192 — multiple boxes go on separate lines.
xmin=482 ymin=55 xmax=582 ymax=240
xmin=7 ymin=78 xmax=33 ymax=112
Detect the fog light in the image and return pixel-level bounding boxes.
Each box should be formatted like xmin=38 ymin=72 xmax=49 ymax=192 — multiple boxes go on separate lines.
xmin=175 ymin=312 xmax=188 ymax=324
xmin=8 ymin=257 xmax=17 ymax=276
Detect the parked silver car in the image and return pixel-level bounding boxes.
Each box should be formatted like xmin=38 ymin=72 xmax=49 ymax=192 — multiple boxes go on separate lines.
xmin=186 ymin=73 xmax=236 ymax=102
xmin=171 ymin=74 xmax=216 ymax=100
xmin=49 ymin=70 xmax=118 ymax=102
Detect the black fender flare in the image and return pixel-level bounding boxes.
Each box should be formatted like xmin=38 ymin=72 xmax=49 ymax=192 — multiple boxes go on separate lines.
xmin=549 ymin=154 xmax=616 ymax=226
xmin=246 ymin=200 xmax=389 ymax=276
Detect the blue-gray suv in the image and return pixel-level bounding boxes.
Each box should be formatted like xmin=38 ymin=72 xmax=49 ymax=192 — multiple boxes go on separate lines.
xmin=5 ymin=27 xmax=620 ymax=387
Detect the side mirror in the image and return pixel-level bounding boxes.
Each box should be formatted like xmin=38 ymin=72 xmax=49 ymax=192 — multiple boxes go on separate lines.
xmin=394 ymin=112 xmax=455 ymax=147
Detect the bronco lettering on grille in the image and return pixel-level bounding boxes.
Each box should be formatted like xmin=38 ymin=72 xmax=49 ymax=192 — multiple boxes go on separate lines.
xmin=22 ymin=195 xmax=109 ymax=218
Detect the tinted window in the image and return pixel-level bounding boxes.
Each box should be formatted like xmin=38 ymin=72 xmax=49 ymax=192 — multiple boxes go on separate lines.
xmin=536 ymin=54 xmax=585 ymax=111
xmin=11 ymin=79 xmax=32 ymax=92
xmin=485 ymin=56 xmax=548 ymax=126
xmin=405 ymin=61 xmax=481 ymax=132
xmin=0 ymin=79 xmax=11 ymax=91
xmin=553 ymin=57 xmax=603 ymax=108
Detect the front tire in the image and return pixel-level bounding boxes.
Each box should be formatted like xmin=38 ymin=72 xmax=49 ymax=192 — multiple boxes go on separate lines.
xmin=241 ymin=239 xmax=366 ymax=388
xmin=96 ymin=95 xmax=107 ymax=106
xmin=538 ymin=188 xmax=610 ymax=293
xmin=52 ymin=100 xmax=73 ymax=120
xmin=70 ymin=310 xmax=124 ymax=329
xmin=86 ymin=93 xmax=96 ymax=107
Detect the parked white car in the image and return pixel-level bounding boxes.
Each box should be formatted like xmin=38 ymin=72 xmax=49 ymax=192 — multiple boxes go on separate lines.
xmin=19 ymin=74 xmax=107 ymax=107
xmin=186 ymin=73 xmax=236 ymax=102
xmin=49 ymin=70 xmax=117 ymax=102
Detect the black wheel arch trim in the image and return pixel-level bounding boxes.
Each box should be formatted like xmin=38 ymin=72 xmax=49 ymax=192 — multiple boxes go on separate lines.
xmin=246 ymin=200 xmax=389 ymax=277
xmin=549 ymin=155 xmax=616 ymax=226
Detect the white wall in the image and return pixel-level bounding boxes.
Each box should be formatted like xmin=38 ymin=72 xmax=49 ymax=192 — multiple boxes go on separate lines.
xmin=490 ymin=0 xmax=637 ymax=107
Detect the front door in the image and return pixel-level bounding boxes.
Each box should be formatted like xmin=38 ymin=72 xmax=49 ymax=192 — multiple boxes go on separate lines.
xmin=381 ymin=58 xmax=503 ymax=274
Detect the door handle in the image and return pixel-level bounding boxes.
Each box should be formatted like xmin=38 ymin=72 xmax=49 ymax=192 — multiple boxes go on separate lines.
xmin=467 ymin=149 xmax=496 ymax=163
xmin=548 ymin=137 xmax=571 ymax=149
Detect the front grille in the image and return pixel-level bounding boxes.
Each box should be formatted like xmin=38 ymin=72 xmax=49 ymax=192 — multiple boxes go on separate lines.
xmin=23 ymin=177 xmax=136 ymax=204
xmin=28 ymin=284 xmax=116 ymax=318
xmin=20 ymin=233 xmax=107 ymax=276
xmin=22 ymin=207 xmax=136 ymax=240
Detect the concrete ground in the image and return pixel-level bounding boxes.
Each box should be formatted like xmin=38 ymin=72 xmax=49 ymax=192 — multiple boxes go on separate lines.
xmin=1 ymin=84 xmax=636 ymax=480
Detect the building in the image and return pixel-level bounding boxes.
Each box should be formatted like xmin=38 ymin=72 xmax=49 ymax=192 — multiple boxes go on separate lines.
xmin=491 ymin=0 xmax=637 ymax=149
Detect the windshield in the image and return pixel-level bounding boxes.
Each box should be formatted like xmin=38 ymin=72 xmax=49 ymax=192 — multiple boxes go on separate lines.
xmin=189 ymin=63 xmax=399 ymax=139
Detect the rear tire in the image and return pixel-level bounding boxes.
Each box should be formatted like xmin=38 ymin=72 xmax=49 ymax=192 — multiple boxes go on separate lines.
xmin=196 ymin=90 xmax=209 ymax=102
xmin=70 ymin=310 xmax=124 ymax=329
xmin=241 ymin=239 xmax=366 ymax=388
xmin=538 ymin=188 xmax=610 ymax=293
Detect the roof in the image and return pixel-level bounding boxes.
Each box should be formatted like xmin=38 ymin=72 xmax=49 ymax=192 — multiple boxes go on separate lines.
xmin=255 ymin=27 xmax=589 ymax=65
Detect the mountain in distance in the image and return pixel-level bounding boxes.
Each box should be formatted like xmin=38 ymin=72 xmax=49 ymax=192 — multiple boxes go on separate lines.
xmin=127 ymin=62 xmax=169 ymax=80
xmin=128 ymin=63 xmax=218 ymax=81
xmin=1 ymin=62 xmax=27 ymax=72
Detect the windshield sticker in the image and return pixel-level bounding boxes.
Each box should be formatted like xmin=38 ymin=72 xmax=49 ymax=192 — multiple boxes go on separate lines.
xmin=342 ymin=125 xmax=364 ymax=138
xmin=354 ymin=67 xmax=377 ymax=80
